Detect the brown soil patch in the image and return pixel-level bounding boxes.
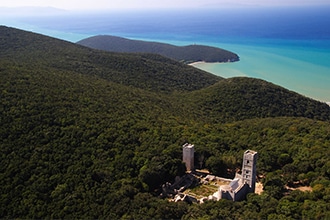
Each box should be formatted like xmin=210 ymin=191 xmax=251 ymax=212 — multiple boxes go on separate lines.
xmin=255 ymin=182 xmax=263 ymax=195
xmin=286 ymin=185 xmax=312 ymax=192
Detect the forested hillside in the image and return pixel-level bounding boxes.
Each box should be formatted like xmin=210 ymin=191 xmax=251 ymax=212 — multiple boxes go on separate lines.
xmin=186 ymin=77 xmax=330 ymax=122
xmin=77 ymin=35 xmax=239 ymax=63
xmin=1 ymin=26 xmax=330 ymax=219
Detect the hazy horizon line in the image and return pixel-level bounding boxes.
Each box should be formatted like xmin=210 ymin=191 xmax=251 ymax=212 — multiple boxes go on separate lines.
xmin=1 ymin=4 xmax=330 ymax=15
xmin=1 ymin=2 xmax=330 ymax=11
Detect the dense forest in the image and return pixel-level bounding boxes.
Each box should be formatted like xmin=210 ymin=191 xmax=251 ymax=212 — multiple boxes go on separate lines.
xmin=77 ymin=35 xmax=239 ymax=63
xmin=1 ymin=26 xmax=330 ymax=219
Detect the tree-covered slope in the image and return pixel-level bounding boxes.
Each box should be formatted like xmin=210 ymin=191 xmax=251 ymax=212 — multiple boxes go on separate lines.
xmin=1 ymin=26 xmax=330 ymax=219
xmin=77 ymin=35 xmax=239 ymax=63
xmin=0 ymin=58 xmax=188 ymax=218
xmin=0 ymin=26 xmax=221 ymax=93
xmin=178 ymin=117 xmax=330 ymax=219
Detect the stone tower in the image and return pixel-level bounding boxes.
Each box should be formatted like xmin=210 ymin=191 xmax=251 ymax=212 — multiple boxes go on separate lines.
xmin=182 ymin=143 xmax=194 ymax=172
xmin=241 ymin=150 xmax=258 ymax=193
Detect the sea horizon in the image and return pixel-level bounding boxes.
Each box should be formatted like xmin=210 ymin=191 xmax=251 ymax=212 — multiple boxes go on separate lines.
xmin=2 ymin=6 xmax=330 ymax=103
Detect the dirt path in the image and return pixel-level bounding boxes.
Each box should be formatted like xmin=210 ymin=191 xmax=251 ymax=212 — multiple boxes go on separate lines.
xmin=286 ymin=185 xmax=313 ymax=192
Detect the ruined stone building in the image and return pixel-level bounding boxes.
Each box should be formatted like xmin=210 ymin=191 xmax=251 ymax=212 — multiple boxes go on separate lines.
xmin=216 ymin=150 xmax=258 ymax=201
xmin=180 ymin=143 xmax=258 ymax=202
xmin=182 ymin=143 xmax=194 ymax=172
xmin=241 ymin=150 xmax=258 ymax=193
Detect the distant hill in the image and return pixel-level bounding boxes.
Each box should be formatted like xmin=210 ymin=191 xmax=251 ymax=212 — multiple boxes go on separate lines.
xmin=77 ymin=35 xmax=239 ymax=63
xmin=185 ymin=77 xmax=330 ymax=122
xmin=1 ymin=26 xmax=330 ymax=219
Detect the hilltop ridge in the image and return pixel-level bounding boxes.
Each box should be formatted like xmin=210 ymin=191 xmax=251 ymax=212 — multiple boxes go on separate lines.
xmin=0 ymin=26 xmax=221 ymax=93
xmin=184 ymin=77 xmax=330 ymax=122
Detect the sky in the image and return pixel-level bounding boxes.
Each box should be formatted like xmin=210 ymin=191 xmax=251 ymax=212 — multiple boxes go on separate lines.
xmin=1 ymin=0 xmax=330 ymax=10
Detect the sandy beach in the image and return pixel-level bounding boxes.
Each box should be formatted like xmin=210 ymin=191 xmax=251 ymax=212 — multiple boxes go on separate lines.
xmin=188 ymin=61 xmax=206 ymax=66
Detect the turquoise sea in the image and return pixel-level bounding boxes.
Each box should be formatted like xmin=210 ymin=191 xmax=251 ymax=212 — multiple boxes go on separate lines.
xmin=192 ymin=42 xmax=330 ymax=103
xmin=2 ymin=6 xmax=330 ymax=103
